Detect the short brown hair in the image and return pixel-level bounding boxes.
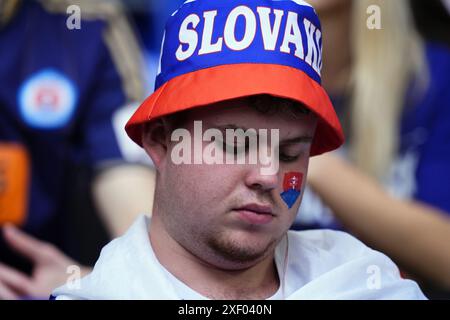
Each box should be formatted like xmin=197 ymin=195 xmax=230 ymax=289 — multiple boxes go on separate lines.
xmin=247 ymin=94 xmax=311 ymax=119
xmin=162 ymin=94 xmax=313 ymax=132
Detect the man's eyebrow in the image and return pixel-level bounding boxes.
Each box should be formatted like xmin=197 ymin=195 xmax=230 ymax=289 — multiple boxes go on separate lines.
xmin=212 ymin=124 xmax=313 ymax=144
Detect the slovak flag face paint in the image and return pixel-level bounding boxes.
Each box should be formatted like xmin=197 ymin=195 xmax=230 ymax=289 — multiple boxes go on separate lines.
xmin=280 ymin=172 xmax=303 ymax=209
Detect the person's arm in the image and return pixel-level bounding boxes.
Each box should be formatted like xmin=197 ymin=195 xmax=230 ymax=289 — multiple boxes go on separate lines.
xmin=92 ymin=164 xmax=156 ymax=237
xmin=307 ymin=154 xmax=450 ymax=289
xmin=80 ymin=4 xmax=155 ymax=238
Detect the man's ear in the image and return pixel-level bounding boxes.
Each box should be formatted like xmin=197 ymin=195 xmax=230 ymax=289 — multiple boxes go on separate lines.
xmin=141 ymin=118 xmax=172 ymax=170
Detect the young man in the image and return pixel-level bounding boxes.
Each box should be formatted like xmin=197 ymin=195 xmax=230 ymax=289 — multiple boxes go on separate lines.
xmin=52 ymin=0 xmax=426 ymax=299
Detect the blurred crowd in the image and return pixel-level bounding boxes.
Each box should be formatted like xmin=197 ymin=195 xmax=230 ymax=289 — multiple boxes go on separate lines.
xmin=0 ymin=0 xmax=449 ymax=300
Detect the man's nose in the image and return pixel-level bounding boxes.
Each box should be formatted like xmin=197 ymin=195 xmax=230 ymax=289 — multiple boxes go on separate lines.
xmin=244 ymin=166 xmax=279 ymax=191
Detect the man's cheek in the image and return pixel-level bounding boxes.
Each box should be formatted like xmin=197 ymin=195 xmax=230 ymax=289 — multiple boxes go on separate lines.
xmin=279 ymin=172 xmax=303 ymax=209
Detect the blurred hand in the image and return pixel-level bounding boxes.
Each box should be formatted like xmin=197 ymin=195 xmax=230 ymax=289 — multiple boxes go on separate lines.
xmin=0 ymin=225 xmax=91 ymax=300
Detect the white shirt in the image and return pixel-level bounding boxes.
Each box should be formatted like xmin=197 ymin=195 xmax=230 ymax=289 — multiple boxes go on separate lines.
xmin=53 ymin=215 xmax=426 ymax=300
xmin=160 ymin=264 xmax=284 ymax=300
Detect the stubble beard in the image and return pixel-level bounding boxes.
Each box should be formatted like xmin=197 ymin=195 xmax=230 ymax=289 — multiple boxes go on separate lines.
xmin=205 ymin=229 xmax=279 ymax=267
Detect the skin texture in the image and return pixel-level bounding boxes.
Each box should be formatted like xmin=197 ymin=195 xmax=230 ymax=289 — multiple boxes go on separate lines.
xmin=142 ymin=97 xmax=317 ymax=299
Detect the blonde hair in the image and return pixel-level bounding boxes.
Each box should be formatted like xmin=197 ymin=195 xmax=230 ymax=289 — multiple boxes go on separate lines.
xmin=349 ymin=0 xmax=428 ymax=179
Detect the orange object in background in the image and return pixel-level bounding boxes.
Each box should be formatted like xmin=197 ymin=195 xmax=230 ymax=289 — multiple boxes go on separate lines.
xmin=0 ymin=143 xmax=30 ymax=226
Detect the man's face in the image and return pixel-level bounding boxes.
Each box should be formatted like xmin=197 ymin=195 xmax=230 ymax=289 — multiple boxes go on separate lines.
xmin=152 ymin=98 xmax=317 ymax=270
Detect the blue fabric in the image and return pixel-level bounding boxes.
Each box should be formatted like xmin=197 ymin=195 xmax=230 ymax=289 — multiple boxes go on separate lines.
xmin=0 ymin=1 xmax=125 ymax=235
xmin=156 ymin=0 xmax=322 ymax=90
xmin=402 ymin=42 xmax=450 ymax=214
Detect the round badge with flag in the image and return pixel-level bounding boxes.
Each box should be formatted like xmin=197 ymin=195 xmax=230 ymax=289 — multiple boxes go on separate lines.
xmin=18 ymin=69 xmax=78 ymax=129
xmin=126 ymin=0 xmax=344 ymax=156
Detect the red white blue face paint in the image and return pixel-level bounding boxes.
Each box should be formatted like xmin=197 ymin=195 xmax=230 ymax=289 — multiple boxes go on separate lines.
xmin=280 ymin=172 xmax=303 ymax=209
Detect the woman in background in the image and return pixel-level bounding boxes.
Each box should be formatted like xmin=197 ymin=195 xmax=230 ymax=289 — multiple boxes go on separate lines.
xmin=297 ymin=0 xmax=450 ymax=294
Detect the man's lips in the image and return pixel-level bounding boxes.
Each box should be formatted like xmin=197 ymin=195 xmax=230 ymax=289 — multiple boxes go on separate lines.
xmin=233 ymin=203 xmax=275 ymax=225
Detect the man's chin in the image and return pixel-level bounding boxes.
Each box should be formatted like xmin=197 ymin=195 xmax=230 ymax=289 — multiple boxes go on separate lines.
xmin=206 ymin=233 xmax=278 ymax=268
